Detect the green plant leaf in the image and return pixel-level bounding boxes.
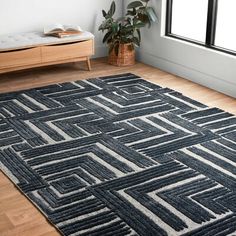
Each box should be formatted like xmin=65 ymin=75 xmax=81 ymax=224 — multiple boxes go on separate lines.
xmin=126 ymin=10 xmax=134 ymax=16
xmin=123 ymin=25 xmax=134 ymax=33
xmin=132 ymin=36 xmax=140 ymax=46
xmin=111 ymin=22 xmax=116 ymax=31
xmin=125 ymin=17 xmax=132 ymax=25
xmin=98 ymin=22 xmax=108 ymax=31
xmin=108 ymin=1 xmax=116 ymax=17
xmin=136 ymin=29 xmax=141 ymax=42
xmin=102 ymin=10 xmax=107 ymax=18
xmin=126 ymin=7 xmax=137 ymax=16
xmin=134 ymin=22 xmax=145 ymax=28
xmin=103 ymin=31 xmax=113 ymax=43
xmin=127 ymin=1 xmax=143 ymax=9
xmin=98 ymin=25 xmax=103 ymax=31
xmin=146 ymin=7 xmax=158 ymax=22
xmin=133 ymin=17 xmax=138 ymax=24
xmin=98 ymin=17 xmax=114 ymax=31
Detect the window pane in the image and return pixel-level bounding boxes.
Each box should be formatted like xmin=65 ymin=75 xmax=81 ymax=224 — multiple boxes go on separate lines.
xmin=171 ymin=0 xmax=208 ymax=42
xmin=215 ymin=0 xmax=236 ymax=51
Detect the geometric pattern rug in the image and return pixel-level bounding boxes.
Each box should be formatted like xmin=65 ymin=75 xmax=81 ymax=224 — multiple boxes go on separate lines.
xmin=0 ymin=73 xmax=236 ymax=236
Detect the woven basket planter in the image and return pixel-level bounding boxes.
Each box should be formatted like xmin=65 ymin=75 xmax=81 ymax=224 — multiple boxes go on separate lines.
xmin=108 ymin=43 xmax=135 ymax=67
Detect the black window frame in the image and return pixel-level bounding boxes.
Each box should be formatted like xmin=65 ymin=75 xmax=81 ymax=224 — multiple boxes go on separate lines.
xmin=166 ymin=0 xmax=236 ymax=56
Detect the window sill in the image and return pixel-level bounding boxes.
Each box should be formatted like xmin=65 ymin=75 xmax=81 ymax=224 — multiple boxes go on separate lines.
xmin=163 ymin=33 xmax=236 ymax=58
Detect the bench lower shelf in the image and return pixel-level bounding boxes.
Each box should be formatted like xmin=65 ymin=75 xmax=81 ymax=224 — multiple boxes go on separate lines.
xmin=0 ymin=39 xmax=94 ymax=74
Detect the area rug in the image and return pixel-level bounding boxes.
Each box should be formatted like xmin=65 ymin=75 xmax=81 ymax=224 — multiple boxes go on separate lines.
xmin=0 ymin=73 xmax=236 ymax=236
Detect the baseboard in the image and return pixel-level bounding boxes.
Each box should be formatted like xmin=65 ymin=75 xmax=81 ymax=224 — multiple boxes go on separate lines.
xmin=93 ymin=45 xmax=108 ymax=59
xmin=137 ymin=49 xmax=236 ymax=98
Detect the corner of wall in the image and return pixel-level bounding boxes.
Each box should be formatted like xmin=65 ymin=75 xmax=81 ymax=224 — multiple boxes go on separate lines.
xmin=93 ymin=45 xmax=108 ymax=58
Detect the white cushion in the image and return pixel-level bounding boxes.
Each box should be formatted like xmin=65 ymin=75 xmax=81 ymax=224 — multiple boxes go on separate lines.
xmin=0 ymin=31 xmax=94 ymax=52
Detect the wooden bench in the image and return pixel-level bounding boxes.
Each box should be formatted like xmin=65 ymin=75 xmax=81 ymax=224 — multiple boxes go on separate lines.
xmin=0 ymin=32 xmax=94 ymax=74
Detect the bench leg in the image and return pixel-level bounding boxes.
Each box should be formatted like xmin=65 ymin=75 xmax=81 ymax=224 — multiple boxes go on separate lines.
xmin=86 ymin=57 xmax=91 ymax=71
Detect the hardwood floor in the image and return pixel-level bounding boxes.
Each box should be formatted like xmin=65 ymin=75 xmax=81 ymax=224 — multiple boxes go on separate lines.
xmin=0 ymin=58 xmax=235 ymax=236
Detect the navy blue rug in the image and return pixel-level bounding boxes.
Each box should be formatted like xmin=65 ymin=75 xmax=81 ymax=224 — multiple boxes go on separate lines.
xmin=0 ymin=73 xmax=236 ymax=236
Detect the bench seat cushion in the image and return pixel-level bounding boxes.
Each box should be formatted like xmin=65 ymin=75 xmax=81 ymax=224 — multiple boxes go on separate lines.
xmin=0 ymin=31 xmax=94 ymax=52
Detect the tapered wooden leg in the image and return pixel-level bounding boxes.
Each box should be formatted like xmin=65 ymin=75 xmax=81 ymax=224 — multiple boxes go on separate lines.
xmin=86 ymin=57 xmax=91 ymax=71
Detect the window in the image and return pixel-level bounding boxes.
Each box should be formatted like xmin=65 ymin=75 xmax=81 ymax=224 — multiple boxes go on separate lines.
xmin=166 ymin=0 xmax=236 ymax=55
xmin=171 ymin=0 xmax=208 ymax=42
xmin=215 ymin=0 xmax=236 ymax=51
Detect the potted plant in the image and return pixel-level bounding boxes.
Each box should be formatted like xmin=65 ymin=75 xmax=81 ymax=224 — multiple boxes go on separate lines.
xmin=99 ymin=0 xmax=157 ymax=66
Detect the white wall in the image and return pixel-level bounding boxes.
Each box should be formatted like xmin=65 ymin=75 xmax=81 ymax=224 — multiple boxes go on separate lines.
xmin=125 ymin=0 xmax=236 ymax=98
xmin=0 ymin=0 xmax=122 ymax=58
